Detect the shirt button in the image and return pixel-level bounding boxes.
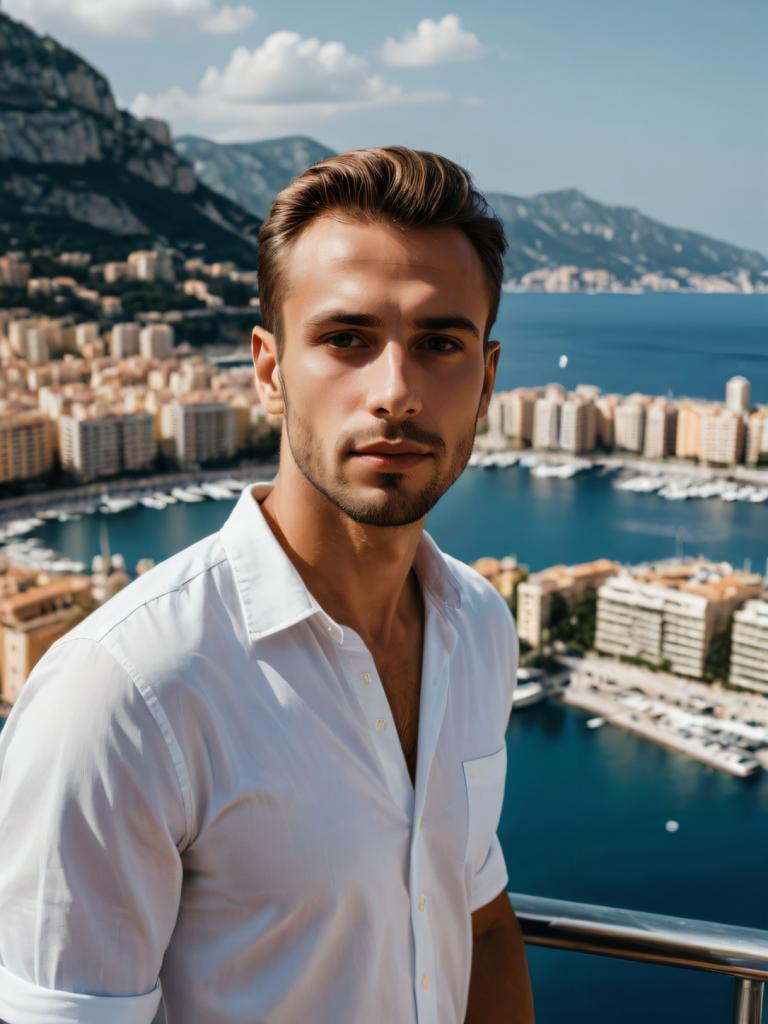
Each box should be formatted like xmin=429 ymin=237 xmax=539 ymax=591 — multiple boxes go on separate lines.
xmin=360 ymin=672 xmax=372 ymax=685
xmin=418 ymin=814 xmax=425 ymax=830
xmin=418 ymin=893 xmax=427 ymax=911
xmin=375 ymin=718 xmax=387 ymax=732
xmin=421 ymin=972 xmax=431 ymax=991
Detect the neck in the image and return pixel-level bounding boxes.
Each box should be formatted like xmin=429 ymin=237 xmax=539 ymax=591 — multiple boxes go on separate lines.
xmin=260 ymin=455 xmax=424 ymax=648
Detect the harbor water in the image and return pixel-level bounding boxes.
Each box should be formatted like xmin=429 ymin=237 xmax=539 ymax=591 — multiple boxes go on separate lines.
xmin=4 ymin=293 xmax=768 ymax=1021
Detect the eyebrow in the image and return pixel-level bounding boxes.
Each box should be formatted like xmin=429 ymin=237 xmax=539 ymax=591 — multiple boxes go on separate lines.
xmin=306 ymin=312 xmax=480 ymax=337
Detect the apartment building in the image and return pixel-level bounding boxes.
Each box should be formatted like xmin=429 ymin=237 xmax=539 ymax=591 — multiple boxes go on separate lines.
xmin=745 ymin=409 xmax=768 ymax=466
xmin=127 ymin=249 xmax=174 ymax=283
xmin=0 ymin=413 xmax=54 ymax=484
xmin=614 ymin=399 xmax=646 ymax=453
xmin=596 ymin=563 xmax=762 ymax=678
xmin=0 ymin=576 xmax=93 ymax=704
xmin=516 ymin=559 xmax=619 ymax=647
xmin=139 ymin=323 xmax=175 ymax=360
xmin=532 ymin=397 xmax=562 ymax=451
xmin=643 ymin=400 xmax=678 ymax=459
xmin=700 ymin=408 xmax=745 ymax=466
xmin=559 ymin=397 xmax=597 ymax=453
xmin=59 ymin=408 xmax=156 ymax=481
xmin=730 ymin=600 xmax=768 ymax=694
xmin=110 ymin=323 xmax=140 ymax=359
xmin=168 ymin=399 xmax=237 ymax=467
xmin=675 ymin=402 xmax=707 ymax=460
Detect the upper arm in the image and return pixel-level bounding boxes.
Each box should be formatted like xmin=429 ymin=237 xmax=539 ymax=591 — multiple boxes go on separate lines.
xmin=0 ymin=637 xmax=185 ymax=1016
xmin=472 ymin=888 xmax=516 ymax=939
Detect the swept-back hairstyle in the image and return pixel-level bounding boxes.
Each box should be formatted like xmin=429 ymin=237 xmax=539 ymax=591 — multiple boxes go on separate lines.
xmin=257 ymin=146 xmax=507 ymax=353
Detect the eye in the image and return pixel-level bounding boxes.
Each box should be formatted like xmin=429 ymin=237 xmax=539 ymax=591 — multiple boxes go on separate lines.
xmin=419 ymin=335 xmax=462 ymax=353
xmin=325 ymin=331 xmax=366 ymax=349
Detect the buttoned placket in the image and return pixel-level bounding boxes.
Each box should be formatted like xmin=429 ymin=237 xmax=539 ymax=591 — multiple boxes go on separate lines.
xmin=318 ymin=595 xmax=457 ymax=1024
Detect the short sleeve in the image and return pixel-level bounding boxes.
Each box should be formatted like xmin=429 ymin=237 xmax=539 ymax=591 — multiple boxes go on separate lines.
xmin=470 ymin=595 xmax=517 ymax=913
xmin=470 ymin=834 xmax=509 ymax=913
xmin=0 ymin=637 xmax=186 ymax=1023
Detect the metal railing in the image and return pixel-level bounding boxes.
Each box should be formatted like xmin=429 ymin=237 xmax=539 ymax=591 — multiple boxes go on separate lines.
xmin=509 ymin=892 xmax=768 ymax=1023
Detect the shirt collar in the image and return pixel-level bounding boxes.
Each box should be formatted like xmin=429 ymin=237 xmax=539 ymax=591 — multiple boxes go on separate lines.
xmin=220 ymin=482 xmax=461 ymax=644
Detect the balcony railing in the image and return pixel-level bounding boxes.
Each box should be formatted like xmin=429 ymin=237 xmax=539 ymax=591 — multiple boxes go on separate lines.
xmin=510 ymin=892 xmax=768 ymax=1023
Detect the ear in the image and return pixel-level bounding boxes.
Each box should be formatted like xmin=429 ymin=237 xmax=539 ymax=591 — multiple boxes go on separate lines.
xmin=478 ymin=340 xmax=500 ymax=419
xmin=252 ymin=326 xmax=284 ymax=416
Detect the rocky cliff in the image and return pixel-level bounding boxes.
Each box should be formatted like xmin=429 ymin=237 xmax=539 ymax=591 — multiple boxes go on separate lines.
xmin=0 ymin=12 xmax=260 ymax=262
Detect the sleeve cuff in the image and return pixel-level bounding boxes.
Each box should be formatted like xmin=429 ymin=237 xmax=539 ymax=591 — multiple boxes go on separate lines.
xmin=470 ymin=836 xmax=510 ymax=913
xmin=0 ymin=962 xmax=161 ymax=1024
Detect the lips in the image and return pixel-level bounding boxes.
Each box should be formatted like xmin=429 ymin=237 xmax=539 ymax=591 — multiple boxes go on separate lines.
xmin=351 ymin=445 xmax=432 ymax=471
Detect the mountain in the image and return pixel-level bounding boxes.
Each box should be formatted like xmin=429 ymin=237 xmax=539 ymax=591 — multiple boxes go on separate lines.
xmin=175 ymin=136 xmax=336 ymax=220
xmin=179 ymin=135 xmax=766 ymax=292
xmin=0 ymin=12 xmax=260 ymax=262
xmin=486 ymin=189 xmax=768 ymax=291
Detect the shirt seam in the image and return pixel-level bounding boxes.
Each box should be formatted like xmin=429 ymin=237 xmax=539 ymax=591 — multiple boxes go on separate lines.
xmin=85 ymin=556 xmax=228 ymax=645
xmin=99 ymin=634 xmax=195 ymax=848
xmin=48 ymin=635 xmax=195 ymax=850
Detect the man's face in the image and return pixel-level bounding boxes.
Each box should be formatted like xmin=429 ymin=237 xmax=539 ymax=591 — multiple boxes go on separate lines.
xmin=274 ymin=214 xmax=499 ymax=527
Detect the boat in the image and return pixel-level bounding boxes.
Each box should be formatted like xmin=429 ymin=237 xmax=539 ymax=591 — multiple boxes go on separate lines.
xmin=140 ymin=496 xmax=168 ymax=511
xmin=513 ymin=681 xmax=546 ymax=708
xmin=171 ymin=487 xmax=204 ymax=503
xmin=100 ymin=495 xmax=137 ymax=514
xmin=586 ymin=717 xmax=605 ymax=729
xmin=200 ymin=482 xmax=238 ymax=500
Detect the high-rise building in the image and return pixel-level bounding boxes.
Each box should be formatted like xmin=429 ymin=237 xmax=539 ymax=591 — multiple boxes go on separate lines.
xmin=559 ymin=397 xmax=596 ymax=454
xmin=700 ymin=408 xmax=745 ymax=466
xmin=532 ymin=397 xmax=562 ymax=450
xmin=139 ymin=323 xmax=174 ymax=359
xmin=169 ymin=399 xmax=237 ymax=467
xmin=643 ymin=400 xmax=678 ymax=459
xmin=516 ymin=559 xmax=619 ymax=647
xmin=725 ymin=375 xmax=751 ymax=414
xmin=730 ymin=600 xmax=768 ymax=694
xmin=502 ymin=389 xmax=537 ymax=443
xmin=0 ymin=413 xmax=54 ymax=484
xmin=75 ymin=322 xmax=100 ymax=350
xmin=59 ymin=409 xmax=156 ymax=481
xmin=110 ymin=322 xmax=140 ymax=359
xmin=596 ymin=563 xmax=762 ymax=679
xmin=614 ymin=400 xmax=645 ymax=453
xmin=675 ymin=402 xmax=706 ymax=460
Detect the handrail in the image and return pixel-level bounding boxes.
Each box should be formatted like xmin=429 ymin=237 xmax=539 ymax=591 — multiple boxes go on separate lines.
xmin=509 ymin=892 xmax=768 ymax=1022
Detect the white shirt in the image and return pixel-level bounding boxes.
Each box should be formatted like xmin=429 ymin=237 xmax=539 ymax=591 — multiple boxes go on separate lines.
xmin=0 ymin=482 xmax=518 ymax=1024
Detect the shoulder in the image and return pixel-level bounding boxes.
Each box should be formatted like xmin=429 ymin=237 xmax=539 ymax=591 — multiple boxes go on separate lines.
xmin=443 ymin=552 xmax=518 ymax=646
xmin=66 ymin=530 xmax=228 ymax=647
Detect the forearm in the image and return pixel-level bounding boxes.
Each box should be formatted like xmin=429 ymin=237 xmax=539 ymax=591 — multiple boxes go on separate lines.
xmin=465 ymin=908 xmax=535 ymax=1024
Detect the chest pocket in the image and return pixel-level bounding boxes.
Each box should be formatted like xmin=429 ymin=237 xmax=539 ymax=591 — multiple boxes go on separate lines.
xmin=462 ymin=746 xmax=507 ymax=870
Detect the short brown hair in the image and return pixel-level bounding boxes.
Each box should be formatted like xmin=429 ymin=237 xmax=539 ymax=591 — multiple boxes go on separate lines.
xmin=257 ymin=146 xmax=507 ymax=352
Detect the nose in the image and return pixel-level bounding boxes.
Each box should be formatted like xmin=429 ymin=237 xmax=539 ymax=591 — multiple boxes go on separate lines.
xmin=365 ymin=341 xmax=422 ymax=421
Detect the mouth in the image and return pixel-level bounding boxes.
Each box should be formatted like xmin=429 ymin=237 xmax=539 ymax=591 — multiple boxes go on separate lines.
xmin=351 ymin=444 xmax=433 ymax=471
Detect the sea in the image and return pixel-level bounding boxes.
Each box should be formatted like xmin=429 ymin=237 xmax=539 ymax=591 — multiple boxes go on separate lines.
xmin=5 ymin=293 xmax=768 ymax=1022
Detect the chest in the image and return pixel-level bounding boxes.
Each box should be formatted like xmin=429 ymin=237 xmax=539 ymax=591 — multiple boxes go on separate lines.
xmin=370 ymin=632 xmax=424 ymax=784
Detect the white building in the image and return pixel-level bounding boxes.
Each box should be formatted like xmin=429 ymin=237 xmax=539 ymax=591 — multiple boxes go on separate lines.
xmin=730 ymin=600 xmax=768 ymax=694
xmin=725 ymin=375 xmax=751 ymax=415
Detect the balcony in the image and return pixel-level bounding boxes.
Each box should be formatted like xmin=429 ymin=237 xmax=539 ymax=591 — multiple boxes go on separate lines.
xmin=511 ymin=891 xmax=768 ymax=1023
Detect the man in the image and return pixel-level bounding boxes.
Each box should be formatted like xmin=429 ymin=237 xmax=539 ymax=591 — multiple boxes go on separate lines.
xmin=0 ymin=147 xmax=534 ymax=1023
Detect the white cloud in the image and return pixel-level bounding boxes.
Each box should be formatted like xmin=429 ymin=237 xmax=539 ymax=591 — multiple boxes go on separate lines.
xmin=131 ymin=30 xmax=445 ymax=137
xmin=4 ymin=0 xmax=256 ymax=38
xmin=380 ymin=14 xmax=485 ymax=68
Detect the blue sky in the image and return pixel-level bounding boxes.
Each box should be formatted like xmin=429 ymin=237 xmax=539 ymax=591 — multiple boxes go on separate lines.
xmin=7 ymin=0 xmax=767 ymax=252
